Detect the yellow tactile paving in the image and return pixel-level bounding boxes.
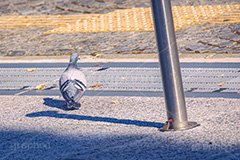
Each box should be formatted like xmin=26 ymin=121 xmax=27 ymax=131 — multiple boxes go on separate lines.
xmin=0 ymin=4 xmax=239 ymax=34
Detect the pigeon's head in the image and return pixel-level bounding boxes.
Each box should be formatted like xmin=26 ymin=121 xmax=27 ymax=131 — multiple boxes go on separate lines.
xmin=70 ymin=53 xmax=80 ymax=64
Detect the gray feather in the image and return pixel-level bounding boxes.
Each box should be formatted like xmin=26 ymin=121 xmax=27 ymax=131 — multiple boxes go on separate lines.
xmin=59 ymin=53 xmax=87 ymax=110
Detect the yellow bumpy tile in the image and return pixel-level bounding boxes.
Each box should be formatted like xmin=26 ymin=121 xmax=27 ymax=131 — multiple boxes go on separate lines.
xmin=0 ymin=4 xmax=239 ymax=33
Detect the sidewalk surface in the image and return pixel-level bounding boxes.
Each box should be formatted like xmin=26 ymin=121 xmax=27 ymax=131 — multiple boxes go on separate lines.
xmin=0 ymin=96 xmax=239 ymax=160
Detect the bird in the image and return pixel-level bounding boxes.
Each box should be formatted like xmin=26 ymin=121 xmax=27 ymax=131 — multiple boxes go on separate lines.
xmin=59 ymin=53 xmax=87 ymax=110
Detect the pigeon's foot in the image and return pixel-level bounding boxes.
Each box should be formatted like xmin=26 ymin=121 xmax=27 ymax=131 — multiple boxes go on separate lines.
xmin=66 ymin=102 xmax=81 ymax=110
xmin=66 ymin=107 xmax=78 ymax=110
xmin=61 ymin=102 xmax=68 ymax=110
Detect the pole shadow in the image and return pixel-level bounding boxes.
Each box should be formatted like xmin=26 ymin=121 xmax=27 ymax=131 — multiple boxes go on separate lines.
xmin=26 ymin=111 xmax=163 ymax=128
xmin=1 ymin=129 xmax=239 ymax=160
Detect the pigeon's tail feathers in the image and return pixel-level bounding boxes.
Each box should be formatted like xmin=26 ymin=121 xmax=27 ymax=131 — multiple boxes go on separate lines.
xmin=60 ymin=81 xmax=84 ymax=110
xmin=60 ymin=79 xmax=86 ymax=93
xmin=66 ymin=101 xmax=81 ymax=110
xmin=74 ymin=79 xmax=87 ymax=91
xmin=60 ymin=79 xmax=71 ymax=93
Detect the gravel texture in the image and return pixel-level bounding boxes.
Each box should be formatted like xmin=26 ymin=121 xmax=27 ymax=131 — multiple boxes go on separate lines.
xmin=0 ymin=0 xmax=239 ymax=15
xmin=0 ymin=23 xmax=239 ymax=56
xmin=0 ymin=0 xmax=240 ymax=56
xmin=0 ymin=95 xmax=239 ymax=159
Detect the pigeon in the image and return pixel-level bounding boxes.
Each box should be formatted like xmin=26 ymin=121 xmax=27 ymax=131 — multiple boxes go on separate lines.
xmin=59 ymin=53 xmax=87 ymax=110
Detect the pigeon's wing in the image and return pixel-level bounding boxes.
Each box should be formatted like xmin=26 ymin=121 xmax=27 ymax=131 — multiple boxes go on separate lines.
xmin=71 ymin=68 xmax=87 ymax=90
xmin=59 ymin=68 xmax=87 ymax=104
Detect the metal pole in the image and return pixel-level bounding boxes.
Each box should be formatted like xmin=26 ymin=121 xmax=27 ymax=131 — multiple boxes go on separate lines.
xmin=150 ymin=0 xmax=199 ymax=131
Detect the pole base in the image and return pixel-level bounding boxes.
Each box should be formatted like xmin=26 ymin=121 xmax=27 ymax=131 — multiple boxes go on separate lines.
xmin=159 ymin=122 xmax=200 ymax=132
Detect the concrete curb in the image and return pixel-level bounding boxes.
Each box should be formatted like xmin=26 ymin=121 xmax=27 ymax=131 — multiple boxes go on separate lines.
xmin=0 ymin=54 xmax=240 ymax=63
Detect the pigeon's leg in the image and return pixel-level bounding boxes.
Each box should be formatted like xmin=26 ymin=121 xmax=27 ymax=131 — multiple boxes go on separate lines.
xmin=65 ymin=101 xmax=81 ymax=110
xmin=61 ymin=102 xmax=71 ymax=111
xmin=62 ymin=102 xmax=67 ymax=107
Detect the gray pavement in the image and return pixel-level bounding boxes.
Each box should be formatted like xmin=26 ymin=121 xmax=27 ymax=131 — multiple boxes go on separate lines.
xmin=0 ymin=96 xmax=239 ymax=160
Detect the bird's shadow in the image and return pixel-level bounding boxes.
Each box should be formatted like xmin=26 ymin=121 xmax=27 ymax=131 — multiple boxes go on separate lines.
xmin=43 ymin=98 xmax=67 ymax=111
xmin=41 ymin=98 xmax=163 ymax=128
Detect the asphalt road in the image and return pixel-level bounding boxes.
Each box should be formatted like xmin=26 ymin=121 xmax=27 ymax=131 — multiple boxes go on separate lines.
xmin=0 ymin=62 xmax=239 ymax=98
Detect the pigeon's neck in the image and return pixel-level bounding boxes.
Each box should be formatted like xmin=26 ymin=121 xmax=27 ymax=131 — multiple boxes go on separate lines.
xmin=68 ymin=62 xmax=78 ymax=69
